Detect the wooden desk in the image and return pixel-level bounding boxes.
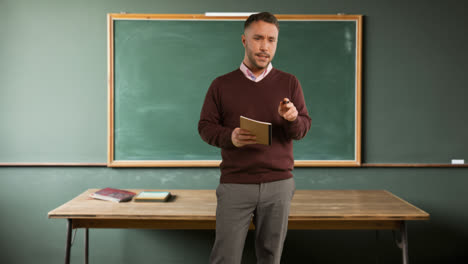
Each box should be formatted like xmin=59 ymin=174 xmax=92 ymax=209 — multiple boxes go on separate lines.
xmin=49 ymin=189 xmax=429 ymax=264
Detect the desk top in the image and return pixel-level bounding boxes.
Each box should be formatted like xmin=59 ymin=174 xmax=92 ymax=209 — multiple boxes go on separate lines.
xmin=48 ymin=189 xmax=429 ymax=221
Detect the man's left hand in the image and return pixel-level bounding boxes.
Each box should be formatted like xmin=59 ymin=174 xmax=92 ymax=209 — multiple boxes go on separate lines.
xmin=278 ymin=98 xmax=298 ymax=122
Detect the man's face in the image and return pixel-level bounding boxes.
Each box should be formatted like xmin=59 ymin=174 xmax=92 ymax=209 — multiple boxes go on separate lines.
xmin=242 ymin=20 xmax=279 ymax=73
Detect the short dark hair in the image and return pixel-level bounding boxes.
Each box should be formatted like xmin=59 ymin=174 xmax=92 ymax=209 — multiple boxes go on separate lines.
xmin=244 ymin=12 xmax=279 ymax=32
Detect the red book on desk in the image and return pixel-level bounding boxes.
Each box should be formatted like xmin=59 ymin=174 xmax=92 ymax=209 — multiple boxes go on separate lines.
xmin=90 ymin=188 xmax=136 ymax=203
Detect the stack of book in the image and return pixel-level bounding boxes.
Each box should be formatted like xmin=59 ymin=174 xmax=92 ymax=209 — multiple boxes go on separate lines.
xmin=89 ymin=188 xmax=172 ymax=203
xmin=89 ymin=188 xmax=136 ymax=203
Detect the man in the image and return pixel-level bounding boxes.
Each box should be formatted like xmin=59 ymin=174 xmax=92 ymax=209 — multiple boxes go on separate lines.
xmin=198 ymin=12 xmax=311 ymax=264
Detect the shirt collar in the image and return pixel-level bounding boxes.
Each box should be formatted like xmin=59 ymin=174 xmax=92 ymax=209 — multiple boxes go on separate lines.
xmin=240 ymin=63 xmax=273 ymax=82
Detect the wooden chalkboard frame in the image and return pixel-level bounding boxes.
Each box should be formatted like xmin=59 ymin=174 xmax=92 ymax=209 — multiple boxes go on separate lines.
xmin=107 ymin=13 xmax=363 ymax=167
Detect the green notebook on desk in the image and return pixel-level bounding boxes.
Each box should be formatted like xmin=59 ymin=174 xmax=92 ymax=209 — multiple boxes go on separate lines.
xmin=134 ymin=191 xmax=171 ymax=202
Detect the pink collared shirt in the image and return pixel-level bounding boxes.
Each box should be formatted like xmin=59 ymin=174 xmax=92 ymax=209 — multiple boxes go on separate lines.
xmin=240 ymin=62 xmax=273 ymax=82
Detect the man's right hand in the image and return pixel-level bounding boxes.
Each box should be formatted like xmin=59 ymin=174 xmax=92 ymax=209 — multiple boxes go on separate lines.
xmin=231 ymin=128 xmax=257 ymax=147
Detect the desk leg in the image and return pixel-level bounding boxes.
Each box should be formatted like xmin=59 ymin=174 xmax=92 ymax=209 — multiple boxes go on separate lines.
xmin=395 ymin=221 xmax=409 ymax=264
xmin=85 ymin=228 xmax=89 ymax=264
xmin=375 ymin=230 xmax=381 ymax=264
xmin=65 ymin=219 xmax=72 ymax=264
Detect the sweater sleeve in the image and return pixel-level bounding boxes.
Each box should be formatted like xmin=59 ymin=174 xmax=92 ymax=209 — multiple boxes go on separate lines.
xmin=198 ymin=78 xmax=235 ymax=149
xmin=286 ymin=77 xmax=312 ymax=140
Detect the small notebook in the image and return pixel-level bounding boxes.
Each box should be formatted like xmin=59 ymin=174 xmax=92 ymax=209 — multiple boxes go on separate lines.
xmin=240 ymin=116 xmax=272 ymax=146
xmin=134 ymin=191 xmax=172 ymax=202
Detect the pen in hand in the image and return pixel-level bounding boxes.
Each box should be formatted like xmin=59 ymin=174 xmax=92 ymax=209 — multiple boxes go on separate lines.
xmin=278 ymin=98 xmax=298 ymax=122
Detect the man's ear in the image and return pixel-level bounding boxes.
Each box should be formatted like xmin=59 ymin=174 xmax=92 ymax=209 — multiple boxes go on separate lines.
xmin=241 ymin=34 xmax=246 ymax=47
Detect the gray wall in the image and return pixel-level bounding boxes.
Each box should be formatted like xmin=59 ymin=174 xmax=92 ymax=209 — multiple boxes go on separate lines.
xmin=1 ymin=0 xmax=467 ymax=263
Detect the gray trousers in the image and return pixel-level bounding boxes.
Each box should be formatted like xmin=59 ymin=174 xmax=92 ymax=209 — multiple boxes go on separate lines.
xmin=209 ymin=178 xmax=296 ymax=264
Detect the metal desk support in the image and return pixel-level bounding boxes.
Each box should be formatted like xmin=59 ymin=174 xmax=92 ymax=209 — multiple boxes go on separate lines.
xmin=394 ymin=221 xmax=409 ymax=264
xmin=65 ymin=219 xmax=71 ymax=264
xmin=85 ymin=227 xmax=89 ymax=264
xmin=65 ymin=222 xmax=411 ymax=264
xmin=64 ymin=219 xmax=89 ymax=264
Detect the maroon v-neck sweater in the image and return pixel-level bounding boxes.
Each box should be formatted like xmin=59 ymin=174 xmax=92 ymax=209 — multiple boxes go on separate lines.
xmin=198 ymin=68 xmax=311 ymax=184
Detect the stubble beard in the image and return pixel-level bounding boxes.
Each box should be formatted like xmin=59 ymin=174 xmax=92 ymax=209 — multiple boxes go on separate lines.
xmin=247 ymin=50 xmax=269 ymax=71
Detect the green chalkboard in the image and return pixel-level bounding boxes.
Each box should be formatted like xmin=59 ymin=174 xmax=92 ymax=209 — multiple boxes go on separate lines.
xmin=108 ymin=14 xmax=362 ymax=167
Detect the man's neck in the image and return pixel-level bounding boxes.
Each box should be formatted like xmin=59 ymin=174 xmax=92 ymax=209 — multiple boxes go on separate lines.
xmin=240 ymin=62 xmax=273 ymax=83
xmin=242 ymin=61 xmax=265 ymax=77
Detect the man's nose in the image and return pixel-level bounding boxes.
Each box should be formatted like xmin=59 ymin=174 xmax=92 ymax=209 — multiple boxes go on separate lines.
xmin=259 ymin=40 xmax=268 ymax=51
